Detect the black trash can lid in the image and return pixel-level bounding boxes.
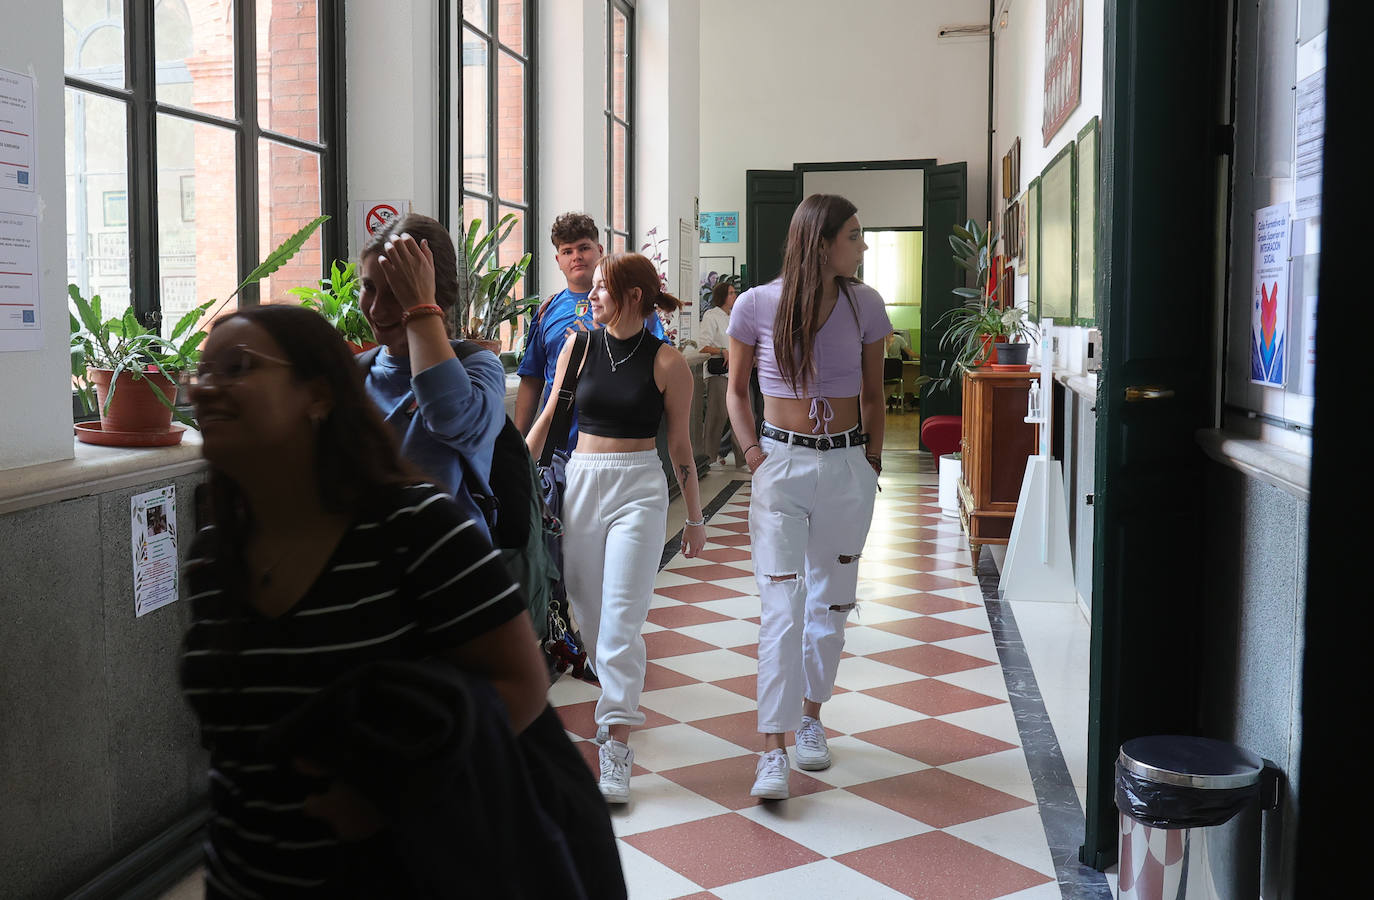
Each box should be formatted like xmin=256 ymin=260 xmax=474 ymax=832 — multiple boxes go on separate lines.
xmin=1119 ymin=736 xmax=1263 ymax=790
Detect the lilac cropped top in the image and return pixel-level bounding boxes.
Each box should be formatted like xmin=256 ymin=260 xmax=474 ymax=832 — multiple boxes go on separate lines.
xmin=729 ymin=278 xmax=891 ymax=391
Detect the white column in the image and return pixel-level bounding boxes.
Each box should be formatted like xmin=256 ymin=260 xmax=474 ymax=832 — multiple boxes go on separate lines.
xmin=536 ymin=0 xmax=606 ymax=292
xmin=0 ymin=3 xmax=72 ymax=469
xmin=635 ymin=0 xmax=700 ymax=333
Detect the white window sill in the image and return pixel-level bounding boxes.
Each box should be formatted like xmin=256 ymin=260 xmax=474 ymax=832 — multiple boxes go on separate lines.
xmin=1196 ymin=428 xmax=1310 ymax=501
xmin=0 ymin=431 xmax=208 ymax=516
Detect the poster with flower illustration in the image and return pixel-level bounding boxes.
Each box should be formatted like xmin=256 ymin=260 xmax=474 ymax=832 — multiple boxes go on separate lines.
xmin=131 ymin=485 xmax=178 ymax=617
xmin=1251 ymin=203 xmax=1290 ymax=387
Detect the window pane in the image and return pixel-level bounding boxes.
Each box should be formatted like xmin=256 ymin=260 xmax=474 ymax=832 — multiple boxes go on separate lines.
xmin=156 ymin=0 xmax=235 ymax=119
xmin=462 ymin=0 xmax=489 ymax=33
xmin=611 ymin=232 xmax=627 ymax=255
xmin=257 ymin=140 xmax=323 ymax=304
xmin=612 ymin=6 xmax=628 ymax=119
xmin=497 ymin=0 xmax=523 ymax=54
xmin=157 ymin=115 xmax=237 ymax=335
xmin=612 ymin=121 xmax=627 ymax=232
xmin=64 ymin=0 xmax=126 ymax=86
xmin=496 ymin=52 xmax=525 ymax=203
xmin=463 ymin=194 xmax=492 ymax=244
xmin=257 ymin=0 xmax=320 ymax=143
xmin=496 ymin=204 xmax=526 ymax=269
xmin=462 ymin=27 xmax=489 ymax=194
xmin=65 ymin=88 xmax=131 ymax=323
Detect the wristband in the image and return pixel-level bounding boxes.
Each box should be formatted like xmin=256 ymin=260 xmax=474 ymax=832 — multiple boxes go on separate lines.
xmin=685 ymin=517 xmax=705 ymax=527
xmin=866 ymin=454 xmax=882 ymax=472
xmin=401 ymin=304 xmax=444 ymax=326
xmin=743 ymin=444 xmax=761 ymax=457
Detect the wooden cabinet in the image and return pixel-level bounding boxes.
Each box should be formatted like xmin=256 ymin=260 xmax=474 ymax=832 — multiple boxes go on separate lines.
xmin=958 ymin=368 xmax=1039 ymax=559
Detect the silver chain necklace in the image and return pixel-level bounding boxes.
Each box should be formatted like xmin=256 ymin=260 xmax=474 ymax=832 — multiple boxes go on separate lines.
xmin=604 ymin=327 xmax=646 ymax=372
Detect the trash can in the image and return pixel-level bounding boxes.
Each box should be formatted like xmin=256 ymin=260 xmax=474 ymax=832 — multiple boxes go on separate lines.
xmin=1115 ymin=735 xmax=1280 ymax=899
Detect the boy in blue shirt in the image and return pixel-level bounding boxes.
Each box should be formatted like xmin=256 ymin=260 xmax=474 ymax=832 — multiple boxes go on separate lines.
xmin=515 ymin=212 xmax=665 ymax=445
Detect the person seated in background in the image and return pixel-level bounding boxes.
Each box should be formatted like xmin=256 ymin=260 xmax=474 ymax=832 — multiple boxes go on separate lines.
xmin=885 ymin=330 xmax=914 ymax=360
xmin=514 ymin=212 xmax=665 ymax=444
xmin=356 ymin=213 xmax=506 ymax=544
xmin=698 ymin=278 xmax=745 ymax=468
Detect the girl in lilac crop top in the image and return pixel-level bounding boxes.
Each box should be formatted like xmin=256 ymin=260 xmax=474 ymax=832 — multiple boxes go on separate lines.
xmin=727 ymin=278 xmax=892 ymax=433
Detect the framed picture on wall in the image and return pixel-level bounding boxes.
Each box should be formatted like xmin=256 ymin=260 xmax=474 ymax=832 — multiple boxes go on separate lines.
xmin=102 ymin=190 xmax=127 ymax=227
xmin=1075 ymin=117 xmax=1100 ymax=325
xmin=1004 ymin=198 xmax=1022 ymax=260
xmin=1027 ymin=177 xmax=1041 ymax=314
xmin=1002 ymin=137 xmax=1022 ymax=200
xmin=1043 ymin=0 xmax=1085 ymax=144
xmin=1038 ymin=142 xmax=1076 ymax=322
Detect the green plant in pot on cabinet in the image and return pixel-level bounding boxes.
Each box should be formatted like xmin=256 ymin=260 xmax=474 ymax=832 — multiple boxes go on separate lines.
xmin=933 ymin=219 xmax=1037 ymax=387
xmin=69 ymin=214 xmax=329 ymax=446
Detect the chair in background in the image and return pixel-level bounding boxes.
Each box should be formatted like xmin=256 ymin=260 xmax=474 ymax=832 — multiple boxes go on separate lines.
xmin=883 ymin=357 xmax=904 ymax=412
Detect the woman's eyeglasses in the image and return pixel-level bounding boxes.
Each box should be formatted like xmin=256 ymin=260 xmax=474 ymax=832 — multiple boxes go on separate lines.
xmin=186 ymin=345 xmax=291 ymax=386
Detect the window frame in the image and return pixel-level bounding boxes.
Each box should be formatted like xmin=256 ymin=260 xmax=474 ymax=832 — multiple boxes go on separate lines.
xmin=62 ymin=0 xmax=348 ymax=331
xmin=440 ymin=0 xmax=537 ymax=297
xmin=604 ymin=0 xmax=634 ymax=253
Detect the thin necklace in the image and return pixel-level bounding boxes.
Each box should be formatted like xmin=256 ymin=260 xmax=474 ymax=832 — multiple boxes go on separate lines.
xmin=605 ymin=327 xmax=646 ymax=372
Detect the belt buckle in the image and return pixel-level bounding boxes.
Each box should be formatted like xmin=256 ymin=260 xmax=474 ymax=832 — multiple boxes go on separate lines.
xmin=815 ymin=435 xmax=833 ymax=451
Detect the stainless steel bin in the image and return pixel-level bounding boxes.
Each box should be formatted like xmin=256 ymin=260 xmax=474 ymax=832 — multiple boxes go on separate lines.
xmin=1115 ymin=736 xmax=1279 ymax=899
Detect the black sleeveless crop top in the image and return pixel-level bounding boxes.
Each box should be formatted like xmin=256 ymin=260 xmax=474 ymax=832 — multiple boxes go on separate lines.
xmin=576 ymin=328 xmax=666 ymax=439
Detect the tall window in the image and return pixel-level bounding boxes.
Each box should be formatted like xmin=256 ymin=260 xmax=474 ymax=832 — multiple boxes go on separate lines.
xmin=604 ymin=0 xmax=632 ymax=253
xmin=450 ymin=0 xmax=533 ymax=346
xmin=63 ymin=0 xmax=345 ymax=336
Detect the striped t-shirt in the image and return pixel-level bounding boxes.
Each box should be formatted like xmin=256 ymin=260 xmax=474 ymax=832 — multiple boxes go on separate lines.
xmin=180 ymin=483 xmax=525 ymax=898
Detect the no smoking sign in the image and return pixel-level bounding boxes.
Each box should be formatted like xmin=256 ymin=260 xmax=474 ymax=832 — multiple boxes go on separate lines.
xmin=354 ymin=199 xmax=411 ymax=253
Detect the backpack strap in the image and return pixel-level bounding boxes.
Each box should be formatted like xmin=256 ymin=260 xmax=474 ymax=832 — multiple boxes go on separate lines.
xmin=540 ymin=330 xmax=590 ymax=468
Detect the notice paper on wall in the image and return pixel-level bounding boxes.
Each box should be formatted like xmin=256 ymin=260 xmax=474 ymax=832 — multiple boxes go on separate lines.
xmin=0 ymin=66 xmax=35 ymax=193
xmin=1251 ymin=203 xmax=1290 ymax=388
xmin=131 ymin=485 xmax=179 ymax=617
xmin=0 ymin=211 xmax=40 ymax=351
xmin=1294 ymin=31 xmax=1326 ymax=220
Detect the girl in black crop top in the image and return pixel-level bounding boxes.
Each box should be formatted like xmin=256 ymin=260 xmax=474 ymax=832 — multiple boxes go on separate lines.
xmin=526 ymin=252 xmax=705 ymax=806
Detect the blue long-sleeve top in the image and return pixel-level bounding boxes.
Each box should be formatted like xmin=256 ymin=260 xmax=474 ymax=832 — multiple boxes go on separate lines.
xmin=364 ymin=345 xmax=506 ymax=543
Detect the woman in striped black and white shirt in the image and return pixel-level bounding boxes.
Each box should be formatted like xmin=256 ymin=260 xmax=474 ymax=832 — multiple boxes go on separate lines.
xmin=180 ymin=305 xmax=550 ymax=897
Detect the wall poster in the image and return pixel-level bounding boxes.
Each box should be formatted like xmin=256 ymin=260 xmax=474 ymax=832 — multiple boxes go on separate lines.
xmin=1250 ymin=203 xmax=1290 ymax=387
xmin=1042 ymin=0 xmax=1084 ymax=145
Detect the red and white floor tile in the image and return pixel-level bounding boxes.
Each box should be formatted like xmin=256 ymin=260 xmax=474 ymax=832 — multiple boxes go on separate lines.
xmin=551 ymin=471 xmax=1065 ymax=900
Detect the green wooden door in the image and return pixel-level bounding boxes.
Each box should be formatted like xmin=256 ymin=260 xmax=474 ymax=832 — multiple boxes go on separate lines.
xmin=744 ymin=169 xmax=801 ymax=288
xmin=919 ymin=162 xmax=968 ymax=439
xmin=1081 ymin=0 xmax=1229 ymax=868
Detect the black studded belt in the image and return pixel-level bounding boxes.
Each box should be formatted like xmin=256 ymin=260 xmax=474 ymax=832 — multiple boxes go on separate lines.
xmin=761 ymin=424 xmax=867 ymax=451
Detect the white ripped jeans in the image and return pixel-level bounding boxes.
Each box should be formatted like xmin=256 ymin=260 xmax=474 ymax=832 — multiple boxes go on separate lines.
xmin=750 ymin=428 xmax=879 ymax=734
xmin=563 ymin=450 xmax=668 ymax=729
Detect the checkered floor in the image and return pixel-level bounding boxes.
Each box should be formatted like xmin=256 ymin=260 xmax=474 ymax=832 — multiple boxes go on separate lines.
xmin=550 ymin=470 xmax=1066 ymax=900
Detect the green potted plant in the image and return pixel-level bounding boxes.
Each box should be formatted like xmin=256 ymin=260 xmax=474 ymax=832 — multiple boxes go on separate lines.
xmin=289 ymin=259 xmax=376 ymax=352
xmin=69 ymin=214 xmax=329 ymax=445
xmin=451 ymin=213 xmax=539 ymax=352
xmin=934 ymin=219 xmax=1033 ymax=387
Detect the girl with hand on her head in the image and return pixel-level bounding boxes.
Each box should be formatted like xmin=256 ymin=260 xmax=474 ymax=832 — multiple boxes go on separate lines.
xmin=725 ymin=194 xmax=891 ymax=800
xmin=526 ymin=252 xmax=706 ymax=805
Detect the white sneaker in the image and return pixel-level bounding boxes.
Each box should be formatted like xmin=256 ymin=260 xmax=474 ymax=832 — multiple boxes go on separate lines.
xmin=750 ymin=749 xmax=791 ymax=800
xmin=598 ymin=740 xmax=633 ymax=804
xmin=794 ymin=716 xmax=832 ymax=771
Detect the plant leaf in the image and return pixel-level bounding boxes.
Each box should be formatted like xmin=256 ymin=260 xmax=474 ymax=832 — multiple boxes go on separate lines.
xmin=238 ymin=215 xmax=329 ymax=289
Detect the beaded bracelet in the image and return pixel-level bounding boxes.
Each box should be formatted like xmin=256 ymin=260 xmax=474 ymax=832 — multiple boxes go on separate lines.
xmin=401 ymin=303 xmax=444 ymax=326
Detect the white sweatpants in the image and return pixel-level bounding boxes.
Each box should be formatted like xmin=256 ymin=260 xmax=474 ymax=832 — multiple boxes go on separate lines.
xmin=563 ymin=450 xmax=669 ymax=728
xmin=750 ymin=429 xmax=879 ymax=734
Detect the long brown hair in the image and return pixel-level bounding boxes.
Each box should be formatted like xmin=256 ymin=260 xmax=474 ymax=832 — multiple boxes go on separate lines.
xmin=772 ymin=194 xmax=859 ymax=394
xmin=599 ymin=252 xmax=683 ymax=326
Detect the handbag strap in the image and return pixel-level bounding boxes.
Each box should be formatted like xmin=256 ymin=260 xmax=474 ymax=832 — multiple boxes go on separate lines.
xmin=540 ymin=330 xmax=591 ymax=468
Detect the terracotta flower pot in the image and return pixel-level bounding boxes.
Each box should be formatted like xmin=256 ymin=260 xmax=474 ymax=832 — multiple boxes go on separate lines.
xmin=974 ymin=334 xmax=1001 ymax=367
xmin=473 ymin=339 xmax=502 ymax=355
xmin=88 ymin=368 xmax=179 ymax=434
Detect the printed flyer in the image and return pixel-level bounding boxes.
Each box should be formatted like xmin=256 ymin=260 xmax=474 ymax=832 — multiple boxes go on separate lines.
xmin=130 ymin=485 xmax=178 ymax=617
xmin=1251 ymin=203 xmax=1290 ymax=387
